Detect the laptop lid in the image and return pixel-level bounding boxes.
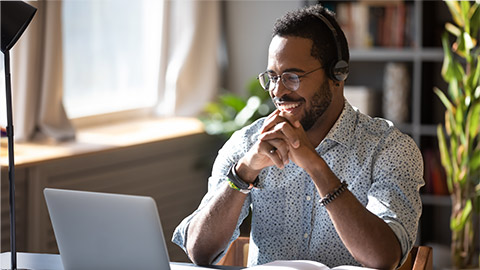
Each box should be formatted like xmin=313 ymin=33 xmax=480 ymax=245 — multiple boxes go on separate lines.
xmin=44 ymin=188 xmax=171 ymax=270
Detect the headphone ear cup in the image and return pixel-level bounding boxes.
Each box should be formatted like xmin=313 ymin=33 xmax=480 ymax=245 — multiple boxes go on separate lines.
xmin=332 ymin=60 xmax=349 ymax=82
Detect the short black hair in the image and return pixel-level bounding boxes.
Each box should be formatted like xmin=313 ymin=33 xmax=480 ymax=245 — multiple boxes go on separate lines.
xmin=272 ymin=4 xmax=349 ymax=69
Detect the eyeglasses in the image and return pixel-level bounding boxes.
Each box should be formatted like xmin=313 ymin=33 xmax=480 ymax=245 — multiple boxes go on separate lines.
xmin=257 ymin=66 xmax=323 ymax=92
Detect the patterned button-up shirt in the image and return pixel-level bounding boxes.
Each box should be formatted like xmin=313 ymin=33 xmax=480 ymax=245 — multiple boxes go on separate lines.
xmin=172 ymin=101 xmax=424 ymax=267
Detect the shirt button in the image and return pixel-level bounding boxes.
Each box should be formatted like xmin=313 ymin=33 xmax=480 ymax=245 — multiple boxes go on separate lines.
xmin=306 ymin=196 xmax=311 ymax=201
xmin=304 ymin=233 xmax=309 ymax=238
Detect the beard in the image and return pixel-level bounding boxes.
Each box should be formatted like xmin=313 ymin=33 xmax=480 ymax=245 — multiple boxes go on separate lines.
xmin=300 ymin=80 xmax=332 ymax=131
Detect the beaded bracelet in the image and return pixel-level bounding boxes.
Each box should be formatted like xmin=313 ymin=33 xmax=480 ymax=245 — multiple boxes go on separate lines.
xmin=319 ymin=181 xmax=348 ymax=207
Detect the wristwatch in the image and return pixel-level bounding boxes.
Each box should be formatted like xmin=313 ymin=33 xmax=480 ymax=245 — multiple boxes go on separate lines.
xmin=227 ymin=164 xmax=259 ymax=194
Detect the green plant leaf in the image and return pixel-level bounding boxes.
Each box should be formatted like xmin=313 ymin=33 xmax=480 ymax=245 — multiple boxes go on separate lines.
xmin=449 ymin=79 xmax=462 ymax=102
xmin=219 ymin=94 xmax=247 ymax=113
xmin=200 ymin=77 xmax=275 ymax=138
xmin=472 ymin=149 xmax=480 ymax=171
xmin=438 ymin=125 xmax=454 ymax=192
xmin=470 ymin=2 xmax=480 ymax=38
xmin=434 ymin=87 xmax=454 ymax=112
xmin=446 ymin=0 xmax=465 ymax=28
xmin=468 ymin=55 xmax=480 ymax=89
xmin=455 ymin=102 xmax=465 ymax=139
xmin=247 ymin=78 xmax=269 ymax=102
xmin=235 ymin=96 xmax=261 ymax=127
xmin=441 ymin=32 xmax=465 ymax=82
xmin=451 ymin=199 xmax=472 ymax=231
xmin=461 ymin=0 xmax=471 ymax=31
xmin=446 ymin=22 xmax=462 ymax=37
xmin=468 ymin=101 xmax=480 ymax=139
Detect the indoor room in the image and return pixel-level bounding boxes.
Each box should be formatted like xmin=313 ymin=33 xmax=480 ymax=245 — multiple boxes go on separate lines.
xmin=1 ymin=1 xmax=478 ymax=270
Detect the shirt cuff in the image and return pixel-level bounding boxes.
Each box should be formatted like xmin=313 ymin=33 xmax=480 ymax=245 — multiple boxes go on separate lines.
xmin=386 ymin=219 xmax=411 ymax=267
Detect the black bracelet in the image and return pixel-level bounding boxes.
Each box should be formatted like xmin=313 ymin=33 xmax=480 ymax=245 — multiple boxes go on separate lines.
xmin=227 ymin=163 xmax=259 ymax=192
xmin=319 ymin=181 xmax=348 ymax=207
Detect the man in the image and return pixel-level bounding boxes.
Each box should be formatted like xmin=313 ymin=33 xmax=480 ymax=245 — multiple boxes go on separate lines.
xmin=173 ymin=4 xmax=423 ymax=269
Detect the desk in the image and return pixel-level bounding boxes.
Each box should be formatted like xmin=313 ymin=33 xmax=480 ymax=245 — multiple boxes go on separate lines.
xmin=0 ymin=253 xmax=244 ymax=270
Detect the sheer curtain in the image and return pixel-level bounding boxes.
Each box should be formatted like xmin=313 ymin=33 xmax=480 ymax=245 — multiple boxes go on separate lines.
xmin=6 ymin=0 xmax=220 ymax=142
xmin=10 ymin=0 xmax=75 ymax=142
xmin=156 ymin=1 xmax=221 ymax=117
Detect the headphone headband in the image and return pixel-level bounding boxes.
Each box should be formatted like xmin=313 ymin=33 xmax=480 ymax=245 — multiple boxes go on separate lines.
xmin=313 ymin=13 xmax=349 ymax=82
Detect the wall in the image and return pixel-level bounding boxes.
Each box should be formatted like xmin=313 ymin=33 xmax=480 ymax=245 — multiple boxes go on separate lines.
xmin=223 ymin=1 xmax=302 ymax=95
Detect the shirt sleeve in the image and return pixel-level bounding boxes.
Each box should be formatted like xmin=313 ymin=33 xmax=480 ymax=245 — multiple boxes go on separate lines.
xmin=366 ymin=129 xmax=424 ymax=266
xmin=171 ymin=124 xmax=257 ymax=262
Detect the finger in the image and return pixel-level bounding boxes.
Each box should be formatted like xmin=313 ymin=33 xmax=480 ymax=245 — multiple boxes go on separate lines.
xmin=259 ymin=122 xmax=300 ymax=149
xmin=278 ymin=111 xmax=301 ymax=128
xmin=261 ymin=140 xmax=289 ymax=168
xmin=270 ymin=141 xmax=289 ymax=166
xmin=260 ymin=111 xmax=287 ymax=134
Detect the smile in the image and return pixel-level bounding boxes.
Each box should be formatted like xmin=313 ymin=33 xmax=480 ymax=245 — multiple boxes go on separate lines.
xmin=276 ymin=102 xmax=301 ymax=113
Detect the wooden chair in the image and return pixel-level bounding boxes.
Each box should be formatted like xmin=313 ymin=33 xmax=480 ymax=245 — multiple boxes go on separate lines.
xmin=217 ymin=236 xmax=250 ymax=267
xmin=398 ymin=246 xmax=433 ymax=270
xmin=218 ymin=237 xmax=433 ymax=270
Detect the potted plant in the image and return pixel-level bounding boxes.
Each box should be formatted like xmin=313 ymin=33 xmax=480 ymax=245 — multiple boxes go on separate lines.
xmin=199 ymin=78 xmax=275 ymax=139
xmin=435 ymin=0 xmax=480 ymax=268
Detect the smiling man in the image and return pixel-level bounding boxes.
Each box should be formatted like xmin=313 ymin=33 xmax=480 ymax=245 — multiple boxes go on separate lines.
xmin=172 ymin=4 xmax=424 ymax=270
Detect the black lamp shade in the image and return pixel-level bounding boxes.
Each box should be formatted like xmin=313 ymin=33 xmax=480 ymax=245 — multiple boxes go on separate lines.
xmin=1 ymin=1 xmax=37 ymax=53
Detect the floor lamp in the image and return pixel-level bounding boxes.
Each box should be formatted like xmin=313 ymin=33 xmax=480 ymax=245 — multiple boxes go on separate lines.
xmin=1 ymin=1 xmax=37 ymax=270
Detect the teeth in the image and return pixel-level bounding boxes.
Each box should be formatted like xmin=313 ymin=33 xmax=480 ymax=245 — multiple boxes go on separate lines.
xmin=278 ymin=103 xmax=300 ymax=111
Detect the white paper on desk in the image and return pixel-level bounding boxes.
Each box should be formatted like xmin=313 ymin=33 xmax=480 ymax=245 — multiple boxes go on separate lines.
xmin=246 ymin=260 xmax=375 ymax=270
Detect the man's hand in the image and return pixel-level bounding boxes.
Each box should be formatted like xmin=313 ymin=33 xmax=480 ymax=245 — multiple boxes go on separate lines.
xmin=258 ymin=110 xmax=319 ymax=170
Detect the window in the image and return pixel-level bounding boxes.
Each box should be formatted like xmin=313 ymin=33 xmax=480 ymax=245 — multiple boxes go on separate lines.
xmin=62 ymin=0 xmax=163 ymax=119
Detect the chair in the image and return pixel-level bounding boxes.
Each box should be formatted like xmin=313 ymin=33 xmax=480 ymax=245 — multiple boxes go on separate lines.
xmin=217 ymin=236 xmax=250 ymax=267
xmin=398 ymin=246 xmax=433 ymax=270
xmin=218 ymin=237 xmax=432 ymax=270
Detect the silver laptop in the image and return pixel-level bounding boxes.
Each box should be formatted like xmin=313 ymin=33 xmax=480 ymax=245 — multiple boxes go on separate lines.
xmin=44 ymin=188 xmax=171 ymax=270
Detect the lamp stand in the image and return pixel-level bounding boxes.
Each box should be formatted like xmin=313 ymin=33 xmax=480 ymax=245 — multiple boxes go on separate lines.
xmin=2 ymin=50 xmax=29 ymax=270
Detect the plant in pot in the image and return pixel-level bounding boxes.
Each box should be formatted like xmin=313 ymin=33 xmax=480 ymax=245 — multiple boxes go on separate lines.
xmin=199 ymin=77 xmax=275 ymax=139
xmin=435 ymin=0 xmax=480 ymax=268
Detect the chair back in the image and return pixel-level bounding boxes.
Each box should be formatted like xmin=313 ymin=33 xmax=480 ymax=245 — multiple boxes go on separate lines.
xmin=398 ymin=246 xmax=433 ymax=270
xmin=217 ymin=236 xmax=249 ymax=267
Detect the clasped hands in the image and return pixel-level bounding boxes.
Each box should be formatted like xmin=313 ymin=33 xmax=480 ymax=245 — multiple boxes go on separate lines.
xmin=241 ymin=110 xmax=318 ymax=174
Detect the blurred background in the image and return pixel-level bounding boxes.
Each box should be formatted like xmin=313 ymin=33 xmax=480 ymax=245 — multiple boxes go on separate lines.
xmin=0 ymin=0 xmax=455 ymax=268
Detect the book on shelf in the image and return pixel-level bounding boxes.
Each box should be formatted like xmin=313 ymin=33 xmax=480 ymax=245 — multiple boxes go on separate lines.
xmin=335 ymin=1 xmax=415 ymax=49
xmin=246 ymin=260 xmax=376 ymax=270
xmin=423 ymin=149 xmax=449 ymax=196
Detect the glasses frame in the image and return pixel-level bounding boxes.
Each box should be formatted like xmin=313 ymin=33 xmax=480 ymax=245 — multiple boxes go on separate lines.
xmin=257 ymin=66 xmax=323 ymax=92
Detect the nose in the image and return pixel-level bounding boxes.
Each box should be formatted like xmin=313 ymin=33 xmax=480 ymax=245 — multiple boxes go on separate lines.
xmin=271 ymin=77 xmax=291 ymax=98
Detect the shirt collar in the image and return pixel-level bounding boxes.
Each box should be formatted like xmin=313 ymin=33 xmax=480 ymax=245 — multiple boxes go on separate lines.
xmin=321 ymin=100 xmax=357 ymax=148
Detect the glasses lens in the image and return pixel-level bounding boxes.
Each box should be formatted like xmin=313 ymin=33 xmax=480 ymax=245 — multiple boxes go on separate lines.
xmin=282 ymin=73 xmax=300 ymax=91
xmin=258 ymin=72 xmax=270 ymax=91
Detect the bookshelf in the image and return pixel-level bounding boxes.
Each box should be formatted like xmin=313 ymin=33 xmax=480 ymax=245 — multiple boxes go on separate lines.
xmin=319 ymin=0 xmax=451 ymax=257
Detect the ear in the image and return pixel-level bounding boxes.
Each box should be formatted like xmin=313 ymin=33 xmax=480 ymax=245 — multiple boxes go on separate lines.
xmin=328 ymin=79 xmax=342 ymax=89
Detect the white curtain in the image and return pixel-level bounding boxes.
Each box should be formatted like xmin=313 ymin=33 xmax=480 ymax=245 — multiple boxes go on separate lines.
xmin=7 ymin=0 xmax=220 ymax=142
xmin=11 ymin=0 xmax=75 ymax=142
xmin=156 ymin=1 xmax=221 ymax=117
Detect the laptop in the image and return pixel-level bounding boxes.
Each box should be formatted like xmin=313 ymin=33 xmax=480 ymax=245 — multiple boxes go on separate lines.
xmin=44 ymin=188 xmax=172 ymax=270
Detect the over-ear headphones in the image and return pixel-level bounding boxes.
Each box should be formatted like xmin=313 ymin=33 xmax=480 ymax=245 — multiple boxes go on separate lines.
xmin=314 ymin=13 xmax=349 ymax=82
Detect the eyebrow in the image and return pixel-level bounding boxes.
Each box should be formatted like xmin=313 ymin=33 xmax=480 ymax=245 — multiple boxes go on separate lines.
xmin=266 ymin=67 xmax=306 ymax=74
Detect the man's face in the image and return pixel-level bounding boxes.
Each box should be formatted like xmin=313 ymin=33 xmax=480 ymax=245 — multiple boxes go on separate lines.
xmin=266 ymin=35 xmax=335 ymax=131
